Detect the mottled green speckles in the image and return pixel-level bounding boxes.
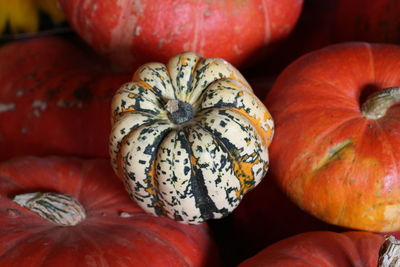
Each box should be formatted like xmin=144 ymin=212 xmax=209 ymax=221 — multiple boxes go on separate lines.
xmin=110 ymin=51 xmax=273 ymax=224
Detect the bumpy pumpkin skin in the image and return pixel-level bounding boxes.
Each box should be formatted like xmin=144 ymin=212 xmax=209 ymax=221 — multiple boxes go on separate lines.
xmin=110 ymin=52 xmax=274 ymax=224
xmin=239 ymin=231 xmax=384 ymax=267
xmin=0 ymin=36 xmax=130 ymax=160
xmin=266 ymin=42 xmax=400 ymax=232
xmin=0 ymin=156 xmax=220 ymax=266
xmin=58 ymin=0 xmax=303 ymax=70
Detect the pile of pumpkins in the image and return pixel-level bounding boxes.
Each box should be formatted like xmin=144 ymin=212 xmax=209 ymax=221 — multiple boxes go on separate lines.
xmin=1 ymin=0 xmax=400 ymax=266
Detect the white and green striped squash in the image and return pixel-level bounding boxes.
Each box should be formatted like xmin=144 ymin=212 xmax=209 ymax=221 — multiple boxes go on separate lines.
xmin=109 ymin=52 xmax=274 ymax=224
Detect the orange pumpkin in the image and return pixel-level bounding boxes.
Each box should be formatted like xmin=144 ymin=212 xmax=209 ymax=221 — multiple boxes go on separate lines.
xmin=0 ymin=156 xmax=220 ymax=266
xmin=239 ymin=231 xmax=387 ymax=267
xmin=266 ymin=42 xmax=400 ymax=232
xmin=0 ymin=36 xmax=130 ymax=160
xmin=58 ymin=0 xmax=303 ymax=69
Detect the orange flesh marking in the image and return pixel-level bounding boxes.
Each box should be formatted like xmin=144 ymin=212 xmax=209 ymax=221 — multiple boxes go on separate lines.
xmin=232 ymin=152 xmax=262 ymax=197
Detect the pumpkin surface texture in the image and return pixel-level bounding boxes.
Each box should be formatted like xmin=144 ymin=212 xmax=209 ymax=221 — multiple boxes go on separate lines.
xmin=110 ymin=52 xmax=274 ymax=224
xmin=239 ymin=231 xmax=385 ymax=267
xmin=0 ymin=156 xmax=220 ymax=266
xmin=0 ymin=36 xmax=130 ymax=160
xmin=266 ymin=42 xmax=400 ymax=232
xmin=58 ymin=0 xmax=303 ymax=70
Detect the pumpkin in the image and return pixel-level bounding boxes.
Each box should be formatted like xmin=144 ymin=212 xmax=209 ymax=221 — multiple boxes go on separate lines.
xmin=0 ymin=36 xmax=130 ymax=160
xmin=0 ymin=156 xmax=220 ymax=266
xmin=58 ymin=0 xmax=303 ymax=70
xmin=266 ymin=42 xmax=400 ymax=232
xmin=239 ymin=231 xmax=390 ymax=267
xmin=110 ymin=51 xmax=274 ymax=224
xmin=333 ymin=0 xmax=400 ymax=44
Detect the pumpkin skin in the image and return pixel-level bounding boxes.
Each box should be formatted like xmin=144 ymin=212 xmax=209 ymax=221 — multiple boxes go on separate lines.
xmin=0 ymin=156 xmax=220 ymax=266
xmin=239 ymin=231 xmax=385 ymax=267
xmin=0 ymin=36 xmax=130 ymax=160
xmin=58 ymin=0 xmax=303 ymax=70
xmin=266 ymin=42 xmax=400 ymax=232
xmin=110 ymin=52 xmax=274 ymax=224
xmin=333 ymin=0 xmax=400 ymax=44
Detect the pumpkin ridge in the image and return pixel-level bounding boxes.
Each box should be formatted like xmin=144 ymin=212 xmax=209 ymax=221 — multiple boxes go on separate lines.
xmin=113 ymin=120 xmax=161 ymax=178
xmin=365 ymin=42 xmax=376 ymax=82
xmin=133 ymin=63 xmax=176 ymax=101
xmin=200 ymin=123 xmax=245 ymax=192
xmin=110 ymin=115 xmax=162 ymax=176
xmin=184 ymin=55 xmax=202 ymax=103
xmin=120 ymin=123 xmax=172 ymax=217
xmin=179 ymin=128 xmax=224 ymax=222
xmin=112 ymin=82 xmax=164 ymax=117
xmin=195 ymin=117 xmax=263 ymax=198
xmin=260 ymin=0 xmax=272 ymax=43
xmin=167 ymin=52 xmax=202 ymax=102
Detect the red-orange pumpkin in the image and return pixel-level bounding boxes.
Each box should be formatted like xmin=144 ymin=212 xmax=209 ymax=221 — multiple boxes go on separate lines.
xmin=58 ymin=0 xmax=303 ymax=70
xmin=0 ymin=36 xmax=130 ymax=160
xmin=266 ymin=42 xmax=400 ymax=232
xmin=239 ymin=231 xmax=385 ymax=267
xmin=0 ymin=156 xmax=220 ymax=266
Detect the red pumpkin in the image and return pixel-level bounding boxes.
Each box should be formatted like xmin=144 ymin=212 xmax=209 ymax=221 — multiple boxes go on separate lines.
xmin=0 ymin=36 xmax=130 ymax=160
xmin=333 ymin=0 xmax=400 ymax=43
xmin=58 ymin=0 xmax=303 ymax=70
xmin=239 ymin=231 xmax=385 ymax=267
xmin=0 ymin=156 xmax=220 ymax=266
xmin=266 ymin=42 xmax=400 ymax=232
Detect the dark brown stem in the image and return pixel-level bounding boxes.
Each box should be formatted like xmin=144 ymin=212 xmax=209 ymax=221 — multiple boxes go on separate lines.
xmin=165 ymin=99 xmax=194 ymax=125
xmin=361 ymin=87 xmax=400 ymax=119
xmin=378 ymin=235 xmax=400 ymax=267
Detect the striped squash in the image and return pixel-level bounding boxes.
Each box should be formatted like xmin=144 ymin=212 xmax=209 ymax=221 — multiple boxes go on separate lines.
xmin=110 ymin=52 xmax=274 ymax=224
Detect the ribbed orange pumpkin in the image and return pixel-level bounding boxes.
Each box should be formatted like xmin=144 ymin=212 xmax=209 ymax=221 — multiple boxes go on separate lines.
xmin=0 ymin=156 xmax=220 ymax=266
xmin=266 ymin=42 xmax=400 ymax=232
xmin=58 ymin=0 xmax=303 ymax=69
xmin=239 ymin=231 xmax=385 ymax=267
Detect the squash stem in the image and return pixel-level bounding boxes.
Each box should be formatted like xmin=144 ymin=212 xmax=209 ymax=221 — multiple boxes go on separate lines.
xmin=165 ymin=99 xmax=195 ymax=125
xmin=361 ymin=87 xmax=400 ymax=119
xmin=378 ymin=235 xmax=400 ymax=267
xmin=13 ymin=192 xmax=86 ymax=226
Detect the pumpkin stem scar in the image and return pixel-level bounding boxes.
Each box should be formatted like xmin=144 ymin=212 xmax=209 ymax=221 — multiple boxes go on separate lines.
xmin=313 ymin=139 xmax=353 ymax=171
xmin=165 ymin=99 xmax=195 ymax=125
xmin=378 ymin=235 xmax=400 ymax=267
xmin=13 ymin=192 xmax=86 ymax=226
xmin=361 ymin=86 xmax=400 ymax=119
